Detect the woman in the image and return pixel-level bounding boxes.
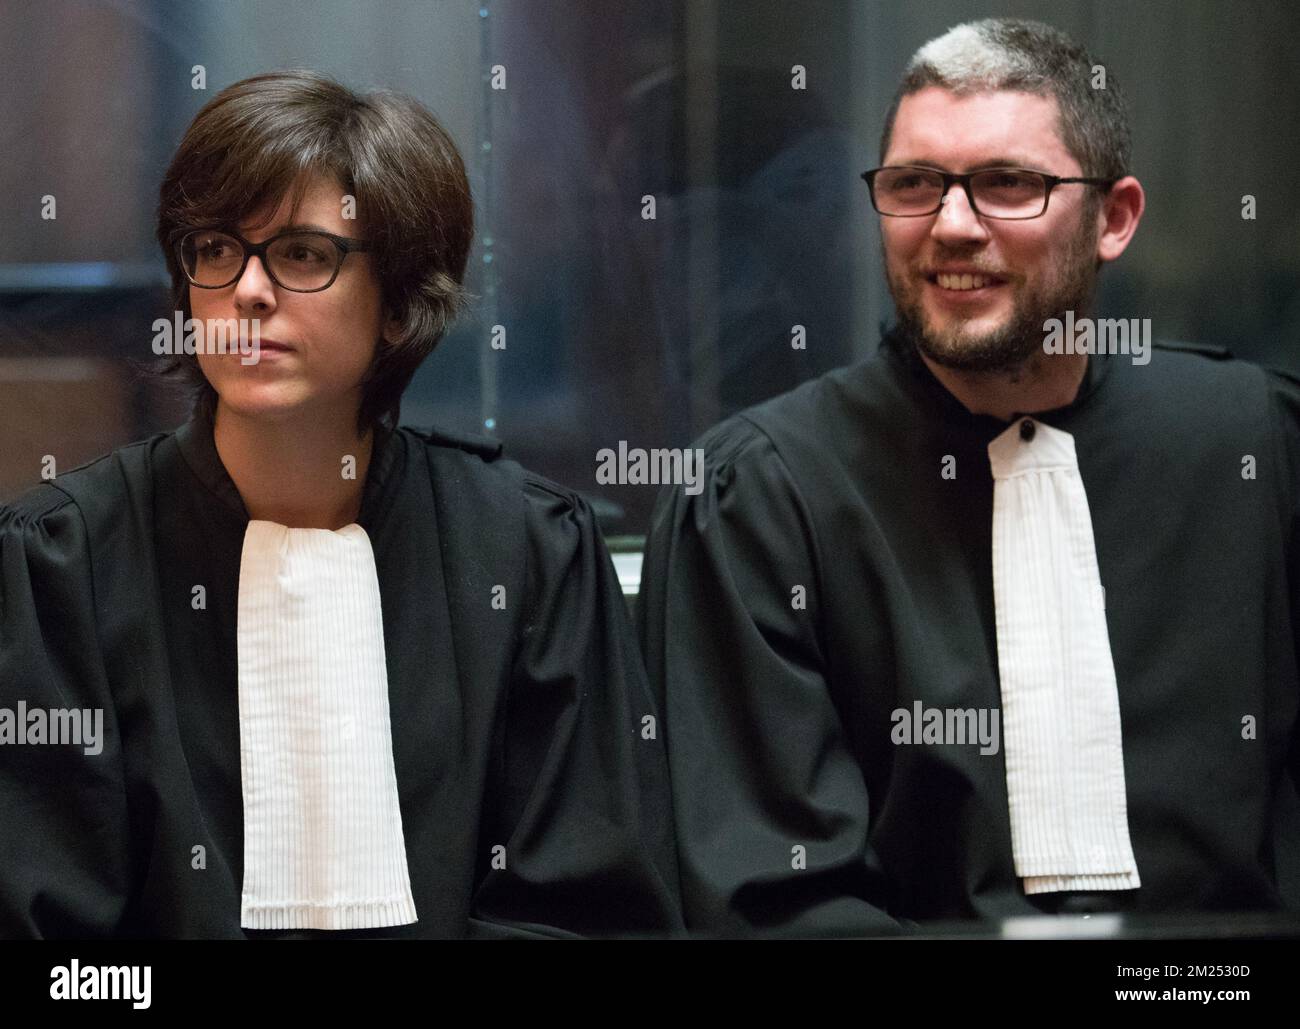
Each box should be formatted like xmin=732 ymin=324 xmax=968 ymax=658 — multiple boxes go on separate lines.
xmin=0 ymin=71 xmax=680 ymax=938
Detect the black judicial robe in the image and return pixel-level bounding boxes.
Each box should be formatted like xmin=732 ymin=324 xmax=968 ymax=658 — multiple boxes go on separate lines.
xmin=638 ymin=329 xmax=1300 ymax=934
xmin=0 ymin=406 xmax=682 ymax=938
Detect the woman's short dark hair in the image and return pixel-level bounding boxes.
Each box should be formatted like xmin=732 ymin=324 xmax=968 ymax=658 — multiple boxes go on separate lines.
xmin=155 ymin=69 xmax=474 ymax=433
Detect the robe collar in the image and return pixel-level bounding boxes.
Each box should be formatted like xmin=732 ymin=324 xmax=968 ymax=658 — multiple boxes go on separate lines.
xmin=880 ymin=322 xmax=1116 ymax=438
xmin=173 ymin=400 xmax=402 ymax=532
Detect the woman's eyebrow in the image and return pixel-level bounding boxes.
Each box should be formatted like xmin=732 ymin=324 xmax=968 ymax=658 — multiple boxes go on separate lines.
xmin=234 ymin=221 xmax=338 ymax=236
xmin=275 ymin=222 xmax=337 ymax=234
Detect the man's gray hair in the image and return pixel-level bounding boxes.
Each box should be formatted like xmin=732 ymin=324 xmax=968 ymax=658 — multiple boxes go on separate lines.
xmin=879 ymin=18 xmax=1131 ymax=182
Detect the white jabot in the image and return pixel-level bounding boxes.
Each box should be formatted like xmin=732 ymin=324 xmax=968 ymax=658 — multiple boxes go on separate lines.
xmin=236 ymin=520 xmax=417 ymax=930
xmin=988 ymin=418 xmax=1140 ymax=895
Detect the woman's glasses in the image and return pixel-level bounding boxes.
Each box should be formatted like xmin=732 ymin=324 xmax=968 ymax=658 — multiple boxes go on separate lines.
xmin=177 ymin=228 xmax=373 ymax=292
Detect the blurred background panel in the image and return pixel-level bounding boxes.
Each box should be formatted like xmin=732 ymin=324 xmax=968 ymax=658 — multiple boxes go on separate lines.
xmin=2 ymin=0 xmax=1297 ymax=533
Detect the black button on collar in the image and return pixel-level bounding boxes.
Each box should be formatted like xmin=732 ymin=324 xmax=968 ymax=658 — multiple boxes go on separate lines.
xmin=1019 ymin=418 xmax=1036 ymax=442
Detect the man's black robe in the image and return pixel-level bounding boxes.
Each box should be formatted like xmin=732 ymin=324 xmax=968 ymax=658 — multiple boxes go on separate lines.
xmin=0 ymin=405 xmax=681 ymax=938
xmin=638 ymin=330 xmax=1300 ymax=934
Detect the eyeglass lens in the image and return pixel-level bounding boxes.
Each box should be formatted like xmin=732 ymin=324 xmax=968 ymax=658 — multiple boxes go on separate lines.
xmin=873 ymin=168 xmax=1047 ymax=218
xmin=180 ymin=231 xmax=341 ymax=289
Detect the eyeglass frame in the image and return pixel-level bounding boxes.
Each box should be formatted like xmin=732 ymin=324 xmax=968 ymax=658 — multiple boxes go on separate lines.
xmin=860 ymin=165 xmax=1122 ymax=220
xmin=175 ymin=227 xmax=374 ymax=292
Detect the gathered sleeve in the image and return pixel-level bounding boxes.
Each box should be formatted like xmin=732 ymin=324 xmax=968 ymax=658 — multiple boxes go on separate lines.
xmin=0 ymin=486 xmax=132 ymax=938
xmin=1267 ymin=368 xmax=1300 ymax=908
xmin=637 ymin=418 xmax=896 ymax=936
xmin=1270 ymin=368 xmax=1300 ymax=673
xmin=468 ymin=477 xmax=683 ymax=937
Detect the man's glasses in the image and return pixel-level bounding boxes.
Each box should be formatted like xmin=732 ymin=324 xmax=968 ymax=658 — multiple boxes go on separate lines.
xmin=177 ymin=228 xmax=373 ymax=292
xmin=861 ymin=166 xmax=1120 ymax=220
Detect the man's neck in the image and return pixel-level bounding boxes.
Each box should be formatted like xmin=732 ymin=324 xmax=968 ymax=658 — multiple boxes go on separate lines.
xmin=918 ymin=349 xmax=1089 ymax=422
xmin=213 ymin=401 xmax=373 ymax=530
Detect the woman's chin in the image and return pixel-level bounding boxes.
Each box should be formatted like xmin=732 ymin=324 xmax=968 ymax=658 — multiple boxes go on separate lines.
xmin=213 ymin=383 xmax=311 ymax=422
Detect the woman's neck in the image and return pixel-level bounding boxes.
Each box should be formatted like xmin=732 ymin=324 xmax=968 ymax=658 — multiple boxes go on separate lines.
xmin=213 ymin=400 xmax=374 ymax=530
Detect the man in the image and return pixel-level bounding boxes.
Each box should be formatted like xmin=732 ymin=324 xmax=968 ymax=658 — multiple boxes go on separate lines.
xmin=639 ymin=18 xmax=1299 ymax=934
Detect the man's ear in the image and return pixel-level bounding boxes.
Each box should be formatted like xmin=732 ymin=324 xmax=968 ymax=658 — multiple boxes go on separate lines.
xmin=1095 ymin=175 xmax=1145 ymax=264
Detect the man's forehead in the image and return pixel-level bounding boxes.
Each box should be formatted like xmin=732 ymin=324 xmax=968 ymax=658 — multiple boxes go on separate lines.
xmin=887 ymin=87 xmax=1075 ymax=171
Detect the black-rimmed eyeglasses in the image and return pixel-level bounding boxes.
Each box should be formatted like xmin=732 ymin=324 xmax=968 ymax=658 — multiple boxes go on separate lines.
xmin=177 ymin=228 xmax=373 ymax=292
xmin=861 ymin=166 xmax=1120 ymax=220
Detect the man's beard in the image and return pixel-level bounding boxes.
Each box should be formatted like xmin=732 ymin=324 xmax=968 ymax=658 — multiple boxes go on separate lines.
xmin=886 ymin=213 xmax=1099 ymax=374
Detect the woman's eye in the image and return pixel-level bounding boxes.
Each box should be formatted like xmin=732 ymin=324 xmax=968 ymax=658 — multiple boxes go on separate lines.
xmin=285 ymin=244 xmax=327 ymax=263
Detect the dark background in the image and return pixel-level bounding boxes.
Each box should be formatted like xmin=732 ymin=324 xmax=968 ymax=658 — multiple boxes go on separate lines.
xmin=2 ymin=0 xmax=1297 ymax=536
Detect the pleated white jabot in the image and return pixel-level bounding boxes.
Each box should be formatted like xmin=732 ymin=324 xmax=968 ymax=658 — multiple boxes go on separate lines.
xmin=236 ymin=520 xmax=417 ymax=930
xmin=988 ymin=418 xmax=1140 ymax=895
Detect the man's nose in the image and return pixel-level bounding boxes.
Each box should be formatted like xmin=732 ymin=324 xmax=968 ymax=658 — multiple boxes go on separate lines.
xmin=930 ymin=183 xmax=990 ymax=244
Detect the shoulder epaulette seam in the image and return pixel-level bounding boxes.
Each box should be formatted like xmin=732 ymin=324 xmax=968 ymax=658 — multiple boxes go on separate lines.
xmin=521 ymin=472 xmax=581 ymax=506
xmin=2 ymin=483 xmax=77 ymax=520
xmin=411 ymin=426 xmax=503 ymax=461
xmin=1151 ymin=340 xmax=1234 ymax=360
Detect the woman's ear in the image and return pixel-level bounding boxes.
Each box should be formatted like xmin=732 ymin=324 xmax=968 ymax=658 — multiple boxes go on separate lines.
xmin=381 ymin=311 xmax=404 ymax=346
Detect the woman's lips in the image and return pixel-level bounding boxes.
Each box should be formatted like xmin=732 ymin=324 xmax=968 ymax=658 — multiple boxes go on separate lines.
xmin=249 ymin=339 xmax=294 ymax=360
